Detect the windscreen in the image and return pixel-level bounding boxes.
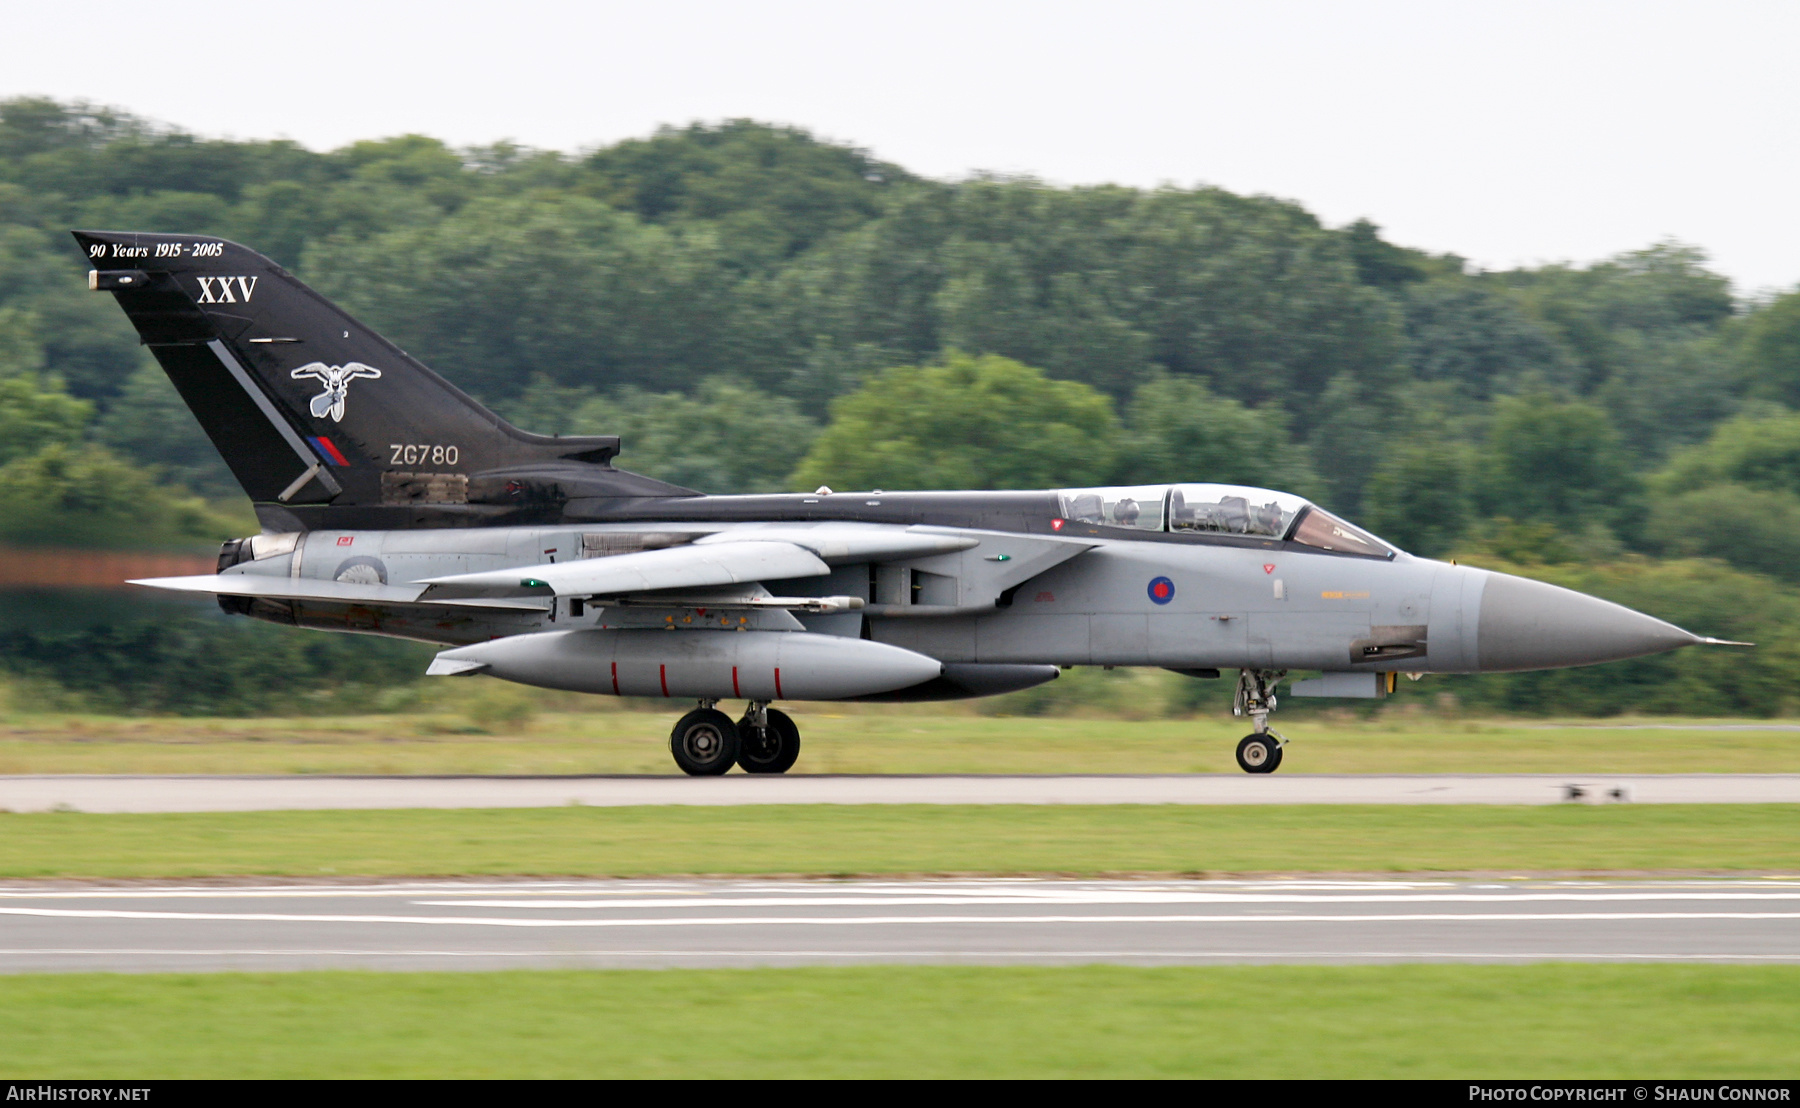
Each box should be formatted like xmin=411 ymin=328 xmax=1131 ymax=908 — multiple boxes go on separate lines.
xmin=1057 ymin=485 xmax=1168 ymax=531
xmin=1290 ymin=507 xmax=1395 ymax=557
xmin=1168 ymin=484 xmax=1307 ymax=538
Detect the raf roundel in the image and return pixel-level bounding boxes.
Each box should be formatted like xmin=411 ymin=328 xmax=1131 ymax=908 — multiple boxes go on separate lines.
xmin=1147 ymin=576 xmax=1175 ymax=605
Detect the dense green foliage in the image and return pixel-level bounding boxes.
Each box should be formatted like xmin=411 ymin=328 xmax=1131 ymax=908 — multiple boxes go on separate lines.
xmin=0 ymin=443 xmax=242 ymax=549
xmin=500 ymin=375 xmax=818 ymax=495
xmin=794 ymin=353 xmax=1121 ymax=491
xmin=1434 ymin=556 xmax=1800 ymax=716
xmin=0 ymin=595 xmax=431 ymax=714
xmin=2 ymin=97 xmax=1798 ymax=714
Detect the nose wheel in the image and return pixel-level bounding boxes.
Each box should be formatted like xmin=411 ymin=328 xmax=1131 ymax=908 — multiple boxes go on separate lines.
xmin=1232 ymin=668 xmax=1289 ymax=774
xmin=1235 ymin=734 xmax=1283 ymax=774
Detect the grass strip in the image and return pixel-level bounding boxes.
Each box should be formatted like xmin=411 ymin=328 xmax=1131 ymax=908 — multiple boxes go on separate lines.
xmin=6 ymin=713 xmax=1800 ymax=775
xmin=2 ymin=965 xmax=1795 ymax=1078
xmin=0 ymin=804 xmax=1794 ymax=878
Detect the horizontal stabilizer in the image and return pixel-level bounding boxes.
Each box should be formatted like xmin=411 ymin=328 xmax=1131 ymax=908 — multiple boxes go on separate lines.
xmin=128 ymin=574 xmax=550 ymax=611
xmin=417 ymin=540 xmax=831 ymax=600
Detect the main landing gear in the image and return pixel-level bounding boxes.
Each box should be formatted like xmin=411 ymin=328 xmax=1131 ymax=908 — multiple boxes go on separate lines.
xmin=1233 ymin=668 xmax=1288 ymax=774
xmin=669 ymin=700 xmax=802 ymax=777
xmin=738 ymin=701 xmax=802 ymax=775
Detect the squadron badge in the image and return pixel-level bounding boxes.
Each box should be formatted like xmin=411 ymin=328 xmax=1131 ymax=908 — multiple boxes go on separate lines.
xmin=291 ymin=361 xmax=382 ymax=422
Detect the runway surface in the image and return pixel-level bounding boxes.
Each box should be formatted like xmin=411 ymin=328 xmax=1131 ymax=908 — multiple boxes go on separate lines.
xmin=3 ymin=773 xmax=1798 ymax=812
xmin=2 ymin=877 xmax=1796 ymax=971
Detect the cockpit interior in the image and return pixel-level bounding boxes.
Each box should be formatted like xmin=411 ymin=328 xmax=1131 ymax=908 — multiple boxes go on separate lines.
xmin=1057 ymin=483 xmax=1396 ymax=557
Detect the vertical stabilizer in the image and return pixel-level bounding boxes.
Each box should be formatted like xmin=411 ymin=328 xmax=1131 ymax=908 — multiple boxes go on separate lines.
xmin=74 ymin=230 xmax=688 ymax=526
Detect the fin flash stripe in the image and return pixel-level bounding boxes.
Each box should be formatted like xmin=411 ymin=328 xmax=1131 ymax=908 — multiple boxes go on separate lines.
xmin=307 ymin=436 xmax=350 ymax=467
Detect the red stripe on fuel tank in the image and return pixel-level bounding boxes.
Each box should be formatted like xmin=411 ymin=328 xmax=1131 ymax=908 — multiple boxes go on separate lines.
xmin=610 ymin=662 xmax=618 ymax=696
xmin=732 ymin=665 xmax=740 ymax=698
xmin=774 ymin=667 xmax=783 ymax=699
xmin=659 ymin=664 xmax=669 ymax=698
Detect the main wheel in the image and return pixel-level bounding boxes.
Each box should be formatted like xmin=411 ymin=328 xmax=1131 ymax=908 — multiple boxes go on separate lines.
xmin=1235 ymin=734 xmax=1283 ymax=774
xmin=738 ymin=708 xmax=801 ymax=774
xmin=670 ymin=709 xmax=740 ymax=776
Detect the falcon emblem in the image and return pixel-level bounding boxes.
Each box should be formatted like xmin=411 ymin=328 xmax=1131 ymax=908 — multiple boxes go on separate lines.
xmin=290 ymin=361 xmax=382 ymax=422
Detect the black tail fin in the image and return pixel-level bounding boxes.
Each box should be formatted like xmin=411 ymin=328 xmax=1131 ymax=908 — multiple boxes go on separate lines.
xmin=73 ymin=230 xmax=690 ymax=528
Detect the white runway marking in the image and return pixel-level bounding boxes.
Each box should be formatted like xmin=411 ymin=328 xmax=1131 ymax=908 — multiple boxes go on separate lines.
xmin=3 ymin=881 xmax=1795 ymax=902
xmin=6 ymin=879 xmax=1793 ymax=970
xmin=0 ymin=884 xmax=713 ymax=900
xmin=414 ymin=892 xmax=1800 ymax=909
xmin=5 ymin=949 xmax=1800 ymax=962
xmin=2 ymin=907 xmax=1796 ymax=928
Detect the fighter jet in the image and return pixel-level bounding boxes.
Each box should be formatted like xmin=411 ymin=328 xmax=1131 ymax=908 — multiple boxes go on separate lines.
xmin=74 ymin=230 xmax=1748 ymax=774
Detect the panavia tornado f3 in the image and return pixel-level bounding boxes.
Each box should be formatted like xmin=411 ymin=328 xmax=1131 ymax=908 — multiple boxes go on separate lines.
xmin=75 ymin=230 xmax=1750 ymax=774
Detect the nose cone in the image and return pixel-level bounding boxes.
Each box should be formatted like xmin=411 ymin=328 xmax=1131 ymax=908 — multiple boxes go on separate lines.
xmin=1477 ymin=571 xmax=1699 ymax=672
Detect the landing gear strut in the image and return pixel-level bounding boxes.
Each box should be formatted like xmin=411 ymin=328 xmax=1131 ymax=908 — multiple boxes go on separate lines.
xmin=737 ymin=701 xmax=801 ymax=775
xmin=1233 ymin=669 xmax=1288 ymax=774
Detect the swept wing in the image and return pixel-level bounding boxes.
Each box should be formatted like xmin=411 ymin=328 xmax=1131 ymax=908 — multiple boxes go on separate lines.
xmin=128 ymin=574 xmax=549 ymax=610
xmin=416 ymin=540 xmax=834 ymax=601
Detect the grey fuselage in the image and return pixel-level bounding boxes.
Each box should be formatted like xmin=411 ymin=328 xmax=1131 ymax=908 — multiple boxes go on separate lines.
xmin=217 ymin=490 xmax=1699 ymax=689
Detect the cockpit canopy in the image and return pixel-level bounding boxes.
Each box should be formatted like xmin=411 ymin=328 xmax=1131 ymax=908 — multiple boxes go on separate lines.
xmin=1056 ymin=483 xmax=1396 ymax=557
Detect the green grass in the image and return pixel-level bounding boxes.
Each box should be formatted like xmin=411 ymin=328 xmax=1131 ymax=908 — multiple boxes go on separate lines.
xmin=1 ymin=965 xmax=1794 ymax=1077
xmin=2 ymin=804 xmax=1794 ymax=878
xmin=1 ymin=709 xmax=1797 ymax=775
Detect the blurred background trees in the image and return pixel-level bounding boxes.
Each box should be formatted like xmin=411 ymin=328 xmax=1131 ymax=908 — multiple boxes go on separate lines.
xmin=3 ymin=96 xmax=1799 ymax=715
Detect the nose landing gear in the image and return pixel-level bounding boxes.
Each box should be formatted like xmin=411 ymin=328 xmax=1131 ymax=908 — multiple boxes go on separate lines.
xmin=1233 ymin=669 xmax=1288 ymax=774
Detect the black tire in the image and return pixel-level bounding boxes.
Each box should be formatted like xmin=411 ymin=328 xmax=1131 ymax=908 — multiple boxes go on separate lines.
xmin=738 ymin=708 xmax=801 ymax=774
xmin=670 ymin=709 xmax=740 ymax=776
xmin=1235 ymin=734 xmax=1282 ymax=774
